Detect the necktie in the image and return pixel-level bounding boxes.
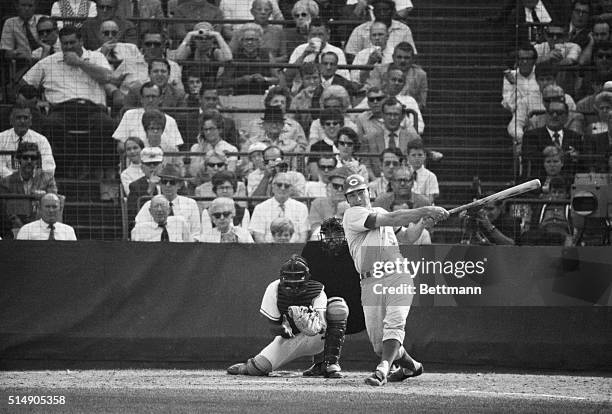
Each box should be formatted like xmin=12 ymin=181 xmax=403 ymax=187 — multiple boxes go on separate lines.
xmin=23 ymin=19 xmax=39 ymax=51
xmin=169 ymin=202 xmax=174 ymax=216
xmin=412 ymin=170 xmax=418 ymax=181
xmin=48 ymin=224 xmax=55 ymax=240
xmin=530 ymin=8 xmax=540 ymax=23
xmin=278 ymin=202 xmax=285 ymax=217
xmin=49 ymin=46 xmax=55 ymax=55
xmin=552 ymin=132 xmax=561 ymax=147
xmin=388 ymin=132 xmax=397 ymax=149
xmin=159 ymin=223 xmax=169 ymax=241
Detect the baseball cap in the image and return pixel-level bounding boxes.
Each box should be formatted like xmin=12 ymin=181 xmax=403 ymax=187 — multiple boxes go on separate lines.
xmin=248 ymin=142 xmax=268 ymax=155
xmin=157 ymin=163 xmax=183 ymax=180
xmin=344 ymin=173 xmax=368 ymax=195
xmin=141 ymin=147 xmax=164 ymax=163
xmin=603 ymin=81 xmax=612 ymax=92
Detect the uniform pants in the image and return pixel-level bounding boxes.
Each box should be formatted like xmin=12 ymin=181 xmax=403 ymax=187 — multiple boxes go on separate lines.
xmin=260 ymin=333 xmax=325 ymax=371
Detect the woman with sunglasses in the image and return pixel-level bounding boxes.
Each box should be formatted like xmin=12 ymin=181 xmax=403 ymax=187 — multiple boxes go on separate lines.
xmin=198 ymin=172 xmax=251 ymax=233
xmin=284 ymin=0 xmax=320 ymax=53
xmin=120 ymin=136 xmax=145 ymax=195
xmin=308 ymin=109 xmax=343 ymax=180
xmin=197 ymin=197 xmax=254 ymax=243
xmin=188 ymin=111 xmax=238 ymax=178
xmin=195 ymin=153 xmax=247 ymax=210
xmin=335 ymin=127 xmax=368 ymax=181
xmin=308 ymin=85 xmax=358 ymax=146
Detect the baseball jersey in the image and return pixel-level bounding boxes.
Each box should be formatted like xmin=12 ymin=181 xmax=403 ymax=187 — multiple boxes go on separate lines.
xmin=343 ymin=206 xmax=402 ymax=275
xmin=260 ymin=279 xmax=327 ymax=323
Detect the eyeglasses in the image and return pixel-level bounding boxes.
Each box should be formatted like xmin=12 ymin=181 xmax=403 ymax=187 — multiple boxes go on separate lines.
xmin=393 ymin=178 xmax=413 ymax=185
xmin=161 ymin=179 xmax=177 ymax=185
xmin=368 ymin=96 xmax=385 ymax=102
xmin=275 ymin=182 xmax=292 ymax=189
xmin=143 ymin=161 xmax=162 ymax=167
xmin=547 ymin=110 xmax=567 ymax=116
xmin=543 ymin=96 xmax=563 ymax=103
xmin=573 ymin=9 xmax=589 ymax=16
xmin=293 ymin=12 xmax=309 ymax=17
xmin=201 ymin=126 xmax=218 ymax=132
xmin=147 ymin=126 xmax=163 ymax=132
xmin=242 ymin=37 xmax=259 ymax=42
xmin=338 ymin=140 xmax=354 ymax=147
xmin=518 ymin=57 xmax=536 ymax=62
xmin=383 ymin=161 xmax=400 ymax=167
xmin=324 ymin=121 xmax=341 ymax=127
xmin=208 ymin=162 xmax=226 ymax=168
xmin=383 ymin=112 xmax=402 ymax=118
xmin=38 ymin=29 xmax=55 ymax=35
xmin=102 ymin=30 xmax=119 ymax=36
xmin=546 ymin=32 xmax=564 ymax=38
xmin=143 ymin=41 xmax=162 ymax=47
xmin=216 ymin=185 xmax=234 ymax=191
xmin=211 ymin=211 xmax=232 ymax=219
xmin=20 ymin=155 xmax=38 ymax=161
xmin=319 ymin=165 xmax=335 ymax=171
xmin=331 ymin=183 xmax=344 ymax=191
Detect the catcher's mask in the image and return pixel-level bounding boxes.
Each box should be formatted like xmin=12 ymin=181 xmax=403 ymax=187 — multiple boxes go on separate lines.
xmin=279 ymin=255 xmax=310 ymax=295
xmin=319 ymin=217 xmax=347 ymax=255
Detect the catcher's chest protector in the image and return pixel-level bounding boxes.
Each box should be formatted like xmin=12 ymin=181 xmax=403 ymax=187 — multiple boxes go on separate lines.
xmin=277 ymin=280 xmax=324 ymax=333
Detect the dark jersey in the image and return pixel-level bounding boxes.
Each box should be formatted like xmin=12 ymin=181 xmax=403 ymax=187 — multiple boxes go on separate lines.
xmin=301 ymin=241 xmax=365 ymax=334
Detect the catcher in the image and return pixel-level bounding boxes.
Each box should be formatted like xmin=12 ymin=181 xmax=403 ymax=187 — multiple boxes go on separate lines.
xmin=227 ymin=255 xmax=329 ymax=376
xmin=299 ymin=217 xmax=366 ymax=378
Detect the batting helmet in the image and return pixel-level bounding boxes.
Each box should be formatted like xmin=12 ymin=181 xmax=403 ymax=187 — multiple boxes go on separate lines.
xmin=319 ymin=217 xmax=347 ymax=256
xmin=344 ymin=174 xmax=368 ymax=195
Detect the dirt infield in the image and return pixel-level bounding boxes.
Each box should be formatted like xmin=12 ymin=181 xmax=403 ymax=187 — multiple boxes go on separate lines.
xmin=1 ymin=368 xmax=611 ymax=413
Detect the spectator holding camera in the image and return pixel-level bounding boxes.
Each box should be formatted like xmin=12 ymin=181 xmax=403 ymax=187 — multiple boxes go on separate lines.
xmin=170 ymin=0 xmax=225 ymax=42
xmin=461 ymin=201 xmax=518 ymax=246
xmin=535 ymin=21 xmax=581 ymax=66
xmin=250 ymin=145 xmax=306 ymax=197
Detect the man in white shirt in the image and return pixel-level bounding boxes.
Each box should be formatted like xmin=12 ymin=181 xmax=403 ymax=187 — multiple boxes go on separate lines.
xmin=0 ymin=104 xmax=55 ymax=178
xmin=131 ymin=194 xmax=191 ymax=241
xmin=535 ymin=22 xmax=581 ymax=66
xmin=351 ymin=21 xmax=393 ymax=84
xmin=344 ymin=0 xmax=417 ymax=61
xmin=502 ymin=43 xmax=540 ymax=113
xmin=135 ymin=163 xmax=201 ymax=239
xmin=249 ymin=172 xmax=309 ymax=243
xmin=287 ymin=20 xmax=350 ymax=84
xmin=17 ymin=193 xmax=76 ymax=240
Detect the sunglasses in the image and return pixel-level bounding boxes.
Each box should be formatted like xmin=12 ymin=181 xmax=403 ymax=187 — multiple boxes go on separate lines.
xmin=331 ymin=183 xmax=344 ymax=191
xmin=393 ymin=178 xmax=413 ymax=184
xmin=547 ymin=110 xmax=567 ymax=116
xmin=368 ymin=96 xmax=385 ymax=102
xmin=161 ymin=179 xmax=177 ymax=185
xmin=144 ymin=41 xmax=162 ymax=47
xmin=208 ymin=162 xmax=226 ymax=168
xmin=324 ymin=121 xmax=341 ymax=127
xmin=573 ymin=9 xmax=589 ymax=16
xmin=338 ymin=140 xmax=354 ymax=147
xmin=20 ymin=155 xmax=38 ymax=161
xmin=102 ymin=30 xmax=119 ymax=36
xmin=383 ymin=161 xmax=400 ymax=167
xmin=293 ymin=12 xmax=309 ymax=17
xmin=38 ymin=29 xmax=55 ymax=35
xmin=319 ymin=165 xmax=335 ymax=171
xmin=275 ymin=182 xmax=292 ymax=189
xmin=546 ymin=32 xmax=564 ymax=38
xmin=143 ymin=161 xmax=162 ymax=167
xmin=211 ymin=211 xmax=232 ymax=219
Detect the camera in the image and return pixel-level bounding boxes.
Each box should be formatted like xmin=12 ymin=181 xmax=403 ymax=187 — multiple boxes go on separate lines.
xmin=571 ymin=173 xmax=612 ymax=218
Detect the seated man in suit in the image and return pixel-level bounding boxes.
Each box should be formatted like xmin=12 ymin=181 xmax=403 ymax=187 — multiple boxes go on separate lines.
xmin=318 ymin=51 xmax=360 ymax=97
xmin=522 ymin=100 xmax=583 ymax=179
xmin=362 ymin=97 xmax=419 ymax=180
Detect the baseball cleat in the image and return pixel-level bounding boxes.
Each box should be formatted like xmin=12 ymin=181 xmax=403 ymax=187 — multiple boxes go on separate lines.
xmin=302 ymin=362 xmax=325 ymax=377
xmin=324 ymin=363 xmax=344 ymax=379
xmin=226 ymin=363 xmax=248 ymax=375
xmin=364 ymin=369 xmax=387 ymax=386
xmin=387 ymin=362 xmax=424 ymax=382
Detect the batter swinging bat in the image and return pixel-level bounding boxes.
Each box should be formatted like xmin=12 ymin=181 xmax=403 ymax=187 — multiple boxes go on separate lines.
xmin=448 ymin=179 xmax=541 ymax=215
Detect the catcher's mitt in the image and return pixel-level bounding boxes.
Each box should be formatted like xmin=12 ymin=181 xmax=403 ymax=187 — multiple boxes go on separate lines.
xmin=288 ymin=305 xmax=325 ymax=336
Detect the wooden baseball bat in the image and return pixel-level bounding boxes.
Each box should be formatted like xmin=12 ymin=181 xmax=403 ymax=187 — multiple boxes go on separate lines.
xmin=448 ymin=179 xmax=541 ymax=215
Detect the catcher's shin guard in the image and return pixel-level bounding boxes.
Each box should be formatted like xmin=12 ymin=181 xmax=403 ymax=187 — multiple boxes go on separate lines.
xmin=324 ymin=297 xmax=348 ymax=378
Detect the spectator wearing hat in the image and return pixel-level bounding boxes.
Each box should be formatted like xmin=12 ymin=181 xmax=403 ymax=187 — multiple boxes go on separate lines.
xmin=245 ymin=142 xmax=268 ymax=195
xmin=195 ymin=162 xmax=247 ymax=210
xmin=135 ymin=163 xmax=201 ymax=239
xmin=344 ymin=0 xmax=417 ymax=62
xmin=131 ymin=194 xmax=192 ymax=242
xmin=0 ymin=141 xmax=58 ymax=237
xmin=197 ymin=197 xmax=254 ymax=243
xmin=188 ymin=111 xmax=239 ymax=177
xmin=127 ymin=147 xmax=164 ymax=224
xmin=17 ymin=193 xmax=75 ymax=240
xmin=0 ymin=103 xmax=55 ymax=179
xmin=307 ymin=166 xmax=350 ymax=232
xmin=269 ymin=217 xmax=295 ymax=243
xmin=249 ymin=172 xmax=309 ymax=242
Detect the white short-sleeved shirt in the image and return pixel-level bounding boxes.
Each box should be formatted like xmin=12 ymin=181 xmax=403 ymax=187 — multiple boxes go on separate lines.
xmin=112 ymin=108 xmax=183 ymax=151
xmin=131 ymin=216 xmax=192 ymax=242
xmin=289 ymin=42 xmax=350 ymax=80
xmin=135 ymin=195 xmax=201 ymax=239
xmin=411 ymin=166 xmax=439 ymax=197
xmin=342 ymin=205 xmax=401 ymax=275
xmin=0 ymin=128 xmax=56 ymax=178
xmin=22 ymin=49 xmax=110 ymax=106
xmin=16 ymin=219 xmax=77 ymax=240
xmin=249 ymin=197 xmax=309 ymax=242
xmin=259 ymin=279 xmax=327 ymax=322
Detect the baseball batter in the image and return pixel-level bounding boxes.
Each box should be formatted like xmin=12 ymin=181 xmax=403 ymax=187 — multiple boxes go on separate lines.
xmin=300 ymin=217 xmax=366 ymax=378
xmin=342 ymin=174 xmax=449 ymax=386
xmin=227 ymin=256 xmax=332 ymax=376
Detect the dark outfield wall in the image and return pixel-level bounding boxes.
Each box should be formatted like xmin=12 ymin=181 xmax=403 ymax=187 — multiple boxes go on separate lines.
xmin=0 ymin=242 xmax=611 ymax=370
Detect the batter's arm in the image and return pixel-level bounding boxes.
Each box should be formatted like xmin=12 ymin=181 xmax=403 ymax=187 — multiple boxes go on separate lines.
xmin=372 ymin=206 xmax=448 ymax=228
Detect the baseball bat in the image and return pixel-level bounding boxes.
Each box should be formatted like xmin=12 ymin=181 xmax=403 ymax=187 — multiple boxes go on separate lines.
xmin=448 ymin=179 xmax=541 ymax=215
